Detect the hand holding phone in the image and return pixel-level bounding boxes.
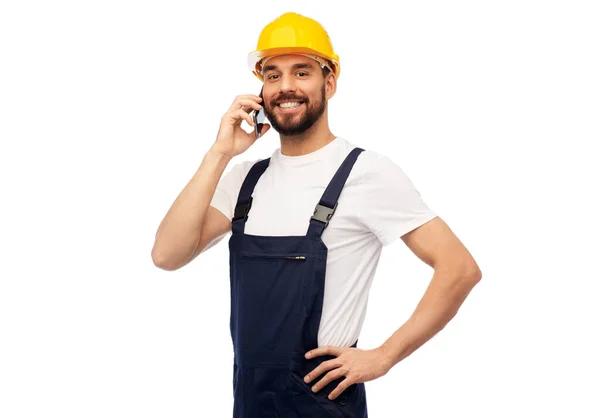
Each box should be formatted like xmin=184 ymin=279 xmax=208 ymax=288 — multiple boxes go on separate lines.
xmin=212 ymin=90 xmax=269 ymax=159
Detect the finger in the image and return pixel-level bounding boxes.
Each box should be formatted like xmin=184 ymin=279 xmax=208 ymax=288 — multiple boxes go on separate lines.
xmin=227 ymin=108 xmax=254 ymax=127
xmin=228 ymin=95 xmax=263 ymax=112
xmin=234 ymin=94 xmax=263 ymax=102
xmin=328 ymin=377 xmax=354 ymax=400
xmin=306 ymin=345 xmax=344 ymax=359
xmin=238 ymin=99 xmax=264 ymax=114
xmin=304 ymin=358 xmax=341 ymax=384
xmin=311 ymin=368 xmax=347 ymax=393
xmin=228 ymin=101 xmax=262 ymax=114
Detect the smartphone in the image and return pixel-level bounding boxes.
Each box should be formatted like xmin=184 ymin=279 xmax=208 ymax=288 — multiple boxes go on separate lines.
xmin=252 ymin=87 xmax=266 ymax=139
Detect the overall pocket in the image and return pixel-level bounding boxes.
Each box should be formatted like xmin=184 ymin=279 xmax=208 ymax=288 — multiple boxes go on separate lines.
xmin=232 ymin=252 xmax=313 ymax=351
xmin=330 ymin=381 xmax=367 ymax=417
xmin=287 ymin=371 xmax=343 ymax=418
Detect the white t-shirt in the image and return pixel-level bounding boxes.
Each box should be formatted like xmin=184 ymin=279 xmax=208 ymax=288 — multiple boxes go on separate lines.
xmin=210 ymin=137 xmax=438 ymax=347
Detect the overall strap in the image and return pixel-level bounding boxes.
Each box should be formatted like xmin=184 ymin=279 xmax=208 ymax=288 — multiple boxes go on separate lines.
xmin=307 ymin=147 xmax=365 ymax=239
xmin=231 ymin=158 xmax=270 ymax=235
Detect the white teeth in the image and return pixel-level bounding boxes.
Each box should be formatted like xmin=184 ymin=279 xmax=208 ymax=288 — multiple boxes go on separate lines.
xmin=279 ymin=102 xmax=301 ymax=109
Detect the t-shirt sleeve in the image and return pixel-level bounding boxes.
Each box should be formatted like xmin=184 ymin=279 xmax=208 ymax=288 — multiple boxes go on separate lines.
xmin=210 ymin=159 xmax=259 ymax=221
xmin=358 ymin=155 xmax=438 ymax=246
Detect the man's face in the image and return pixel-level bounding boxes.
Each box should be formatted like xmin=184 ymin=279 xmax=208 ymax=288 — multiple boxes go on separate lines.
xmin=260 ymin=55 xmax=331 ymax=136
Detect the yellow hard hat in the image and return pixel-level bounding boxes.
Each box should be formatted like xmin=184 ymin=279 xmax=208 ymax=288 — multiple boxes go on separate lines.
xmin=247 ymin=12 xmax=340 ymax=81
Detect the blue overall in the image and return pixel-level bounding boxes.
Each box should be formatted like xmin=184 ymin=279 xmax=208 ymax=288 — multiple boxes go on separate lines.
xmin=228 ymin=147 xmax=368 ymax=418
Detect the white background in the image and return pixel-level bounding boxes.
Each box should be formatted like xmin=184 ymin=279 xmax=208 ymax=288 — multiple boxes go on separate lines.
xmin=1 ymin=0 xmax=599 ymax=417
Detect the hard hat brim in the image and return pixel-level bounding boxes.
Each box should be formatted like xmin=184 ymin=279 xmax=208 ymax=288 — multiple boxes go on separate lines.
xmin=248 ymin=47 xmax=340 ymax=81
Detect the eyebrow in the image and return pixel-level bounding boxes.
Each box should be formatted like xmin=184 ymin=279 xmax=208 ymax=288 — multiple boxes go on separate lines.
xmin=263 ymin=62 xmax=314 ymax=73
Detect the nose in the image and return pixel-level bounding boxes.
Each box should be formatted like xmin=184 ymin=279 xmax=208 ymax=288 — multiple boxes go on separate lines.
xmin=279 ymin=73 xmax=297 ymax=94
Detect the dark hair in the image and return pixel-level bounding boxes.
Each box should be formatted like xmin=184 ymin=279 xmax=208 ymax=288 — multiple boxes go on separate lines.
xmin=322 ymin=65 xmax=332 ymax=78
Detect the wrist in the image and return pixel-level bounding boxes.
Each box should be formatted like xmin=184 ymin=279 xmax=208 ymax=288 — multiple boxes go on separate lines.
xmin=377 ymin=343 xmax=397 ymax=372
xmin=206 ymin=146 xmax=233 ymax=164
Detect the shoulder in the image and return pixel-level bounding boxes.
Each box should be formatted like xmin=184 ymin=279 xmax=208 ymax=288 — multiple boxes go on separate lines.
xmin=214 ymin=157 xmax=266 ymax=197
xmin=342 ymin=141 xmax=405 ymax=185
xmin=223 ymin=157 xmax=264 ymax=179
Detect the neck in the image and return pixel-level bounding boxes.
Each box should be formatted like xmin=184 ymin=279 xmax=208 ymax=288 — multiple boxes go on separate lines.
xmin=278 ymin=112 xmax=336 ymax=157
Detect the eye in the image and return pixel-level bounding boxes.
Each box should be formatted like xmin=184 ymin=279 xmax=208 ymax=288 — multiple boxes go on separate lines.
xmin=267 ymin=74 xmax=279 ymax=80
xmin=297 ymin=72 xmax=309 ymax=77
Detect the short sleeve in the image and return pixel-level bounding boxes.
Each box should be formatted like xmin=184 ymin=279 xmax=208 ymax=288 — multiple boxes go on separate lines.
xmin=210 ymin=159 xmax=259 ymax=221
xmin=358 ymin=155 xmax=438 ymax=246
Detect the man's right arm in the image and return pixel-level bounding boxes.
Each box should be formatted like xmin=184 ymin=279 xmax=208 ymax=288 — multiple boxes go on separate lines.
xmin=151 ymin=93 xmax=269 ymax=271
xmin=151 ymin=149 xmax=232 ymax=271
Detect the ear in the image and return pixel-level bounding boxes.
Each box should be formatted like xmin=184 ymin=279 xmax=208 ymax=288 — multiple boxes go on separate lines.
xmin=325 ymin=72 xmax=337 ymax=100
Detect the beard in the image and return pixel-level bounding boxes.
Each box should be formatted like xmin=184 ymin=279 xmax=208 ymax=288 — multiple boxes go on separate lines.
xmin=263 ymin=85 xmax=327 ymax=136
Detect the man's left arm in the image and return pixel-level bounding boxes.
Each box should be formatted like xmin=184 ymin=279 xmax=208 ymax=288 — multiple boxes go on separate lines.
xmin=304 ymin=216 xmax=482 ymax=399
xmin=378 ymin=216 xmax=482 ymax=368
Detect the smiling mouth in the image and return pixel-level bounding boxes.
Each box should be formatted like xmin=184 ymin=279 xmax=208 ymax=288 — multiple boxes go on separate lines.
xmin=276 ymin=101 xmax=305 ymax=112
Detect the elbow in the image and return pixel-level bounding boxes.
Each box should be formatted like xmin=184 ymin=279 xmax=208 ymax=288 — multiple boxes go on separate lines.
xmin=441 ymin=259 xmax=482 ymax=291
xmin=456 ymin=257 xmax=481 ymax=281
xmin=464 ymin=260 xmax=482 ymax=282
xmin=151 ymin=247 xmax=181 ymax=271
xmin=452 ymin=250 xmax=482 ymax=284
xmin=473 ymin=266 xmax=483 ymax=283
xmin=438 ymin=255 xmax=482 ymax=285
xmin=470 ymin=262 xmax=483 ymax=283
xmin=461 ymin=262 xmax=482 ymax=289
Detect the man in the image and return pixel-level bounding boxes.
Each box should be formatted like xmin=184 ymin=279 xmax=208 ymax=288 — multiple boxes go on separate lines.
xmin=152 ymin=11 xmax=482 ymax=418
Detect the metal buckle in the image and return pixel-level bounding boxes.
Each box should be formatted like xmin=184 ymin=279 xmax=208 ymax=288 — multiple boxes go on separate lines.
xmin=233 ymin=196 xmax=253 ymax=222
xmin=311 ymin=202 xmax=337 ymax=227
